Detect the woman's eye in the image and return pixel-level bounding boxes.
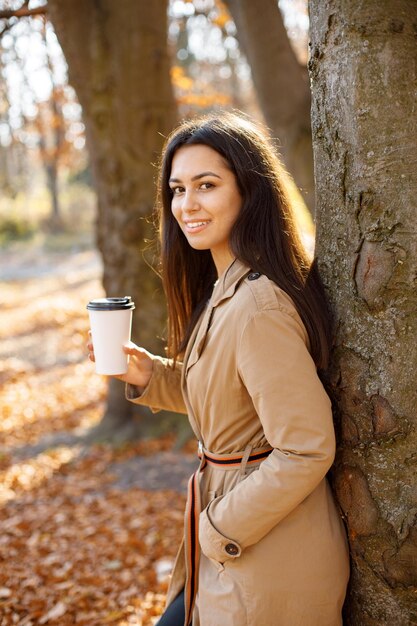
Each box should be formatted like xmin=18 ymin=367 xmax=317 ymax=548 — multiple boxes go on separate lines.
xmin=171 ymin=186 xmax=184 ymax=195
xmin=200 ymin=182 xmax=213 ymax=190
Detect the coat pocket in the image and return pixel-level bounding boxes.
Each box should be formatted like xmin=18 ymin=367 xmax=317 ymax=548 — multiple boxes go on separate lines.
xmin=201 ymin=491 xmax=225 ymax=571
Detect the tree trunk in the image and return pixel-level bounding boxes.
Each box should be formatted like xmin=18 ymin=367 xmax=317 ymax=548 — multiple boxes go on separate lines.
xmin=43 ymin=20 xmax=64 ymax=228
xmin=47 ymin=0 xmax=178 ymax=439
xmin=38 ymin=127 xmax=62 ymax=230
xmin=224 ymin=0 xmax=315 ymax=214
xmin=46 ymin=161 xmax=60 ymax=222
xmin=309 ymin=1 xmax=417 ymax=623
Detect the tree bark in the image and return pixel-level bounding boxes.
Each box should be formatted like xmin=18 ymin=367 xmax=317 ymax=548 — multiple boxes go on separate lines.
xmin=47 ymin=0 xmax=178 ymax=438
xmin=309 ymin=1 xmax=417 ymax=623
xmin=224 ymin=0 xmax=315 ymax=214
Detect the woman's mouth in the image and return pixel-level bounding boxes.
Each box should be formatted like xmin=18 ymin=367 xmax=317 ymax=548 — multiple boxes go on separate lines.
xmin=184 ymin=220 xmax=211 ymax=233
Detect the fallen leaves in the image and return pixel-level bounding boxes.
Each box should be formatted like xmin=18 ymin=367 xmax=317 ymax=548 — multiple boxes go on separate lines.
xmin=0 ymin=265 xmax=107 ymax=451
xmin=0 ymin=465 xmax=186 ymax=624
xmin=0 ymin=446 xmax=77 ymax=504
xmin=0 ymin=360 xmax=107 ymax=449
xmin=0 ymin=250 xmax=191 ymax=625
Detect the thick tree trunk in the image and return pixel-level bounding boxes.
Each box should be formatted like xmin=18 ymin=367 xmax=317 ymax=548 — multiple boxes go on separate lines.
xmin=48 ymin=0 xmax=178 ymax=438
xmin=224 ymin=0 xmax=315 ymax=214
xmin=309 ymin=1 xmax=417 ymax=624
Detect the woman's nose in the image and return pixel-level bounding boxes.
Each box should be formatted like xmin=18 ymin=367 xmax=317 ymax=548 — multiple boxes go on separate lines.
xmin=181 ymin=190 xmax=200 ymax=213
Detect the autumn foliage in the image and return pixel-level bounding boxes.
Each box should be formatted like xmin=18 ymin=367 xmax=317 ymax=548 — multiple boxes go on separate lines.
xmin=0 ymin=250 xmax=192 ymax=625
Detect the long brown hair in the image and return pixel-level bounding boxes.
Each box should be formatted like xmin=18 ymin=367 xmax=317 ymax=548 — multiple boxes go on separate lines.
xmin=157 ymin=111 xmax=332 ymax=369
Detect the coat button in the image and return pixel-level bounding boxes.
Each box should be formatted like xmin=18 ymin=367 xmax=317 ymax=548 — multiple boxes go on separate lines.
xmin=225 ymin=542 xmax=239 ymax=556
xmin=248 ymin=272 xmax=261 ymax=281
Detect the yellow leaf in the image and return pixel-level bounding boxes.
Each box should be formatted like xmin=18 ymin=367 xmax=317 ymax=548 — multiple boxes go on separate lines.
xmin=102 ymin=610 xmax=126 ymax=622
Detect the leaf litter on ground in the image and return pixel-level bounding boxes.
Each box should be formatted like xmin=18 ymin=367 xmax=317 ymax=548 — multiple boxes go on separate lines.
xmin=0 ymin=248 xmax=194 ymax=625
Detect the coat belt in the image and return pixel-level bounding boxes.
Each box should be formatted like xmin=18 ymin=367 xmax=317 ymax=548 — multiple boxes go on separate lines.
xmin=183 ymin=443 xmax=273 ymax=625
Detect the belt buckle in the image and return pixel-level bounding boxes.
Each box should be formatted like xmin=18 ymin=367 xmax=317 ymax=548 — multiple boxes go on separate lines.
xmin=198 ymin=441 xmax=203 ymax=455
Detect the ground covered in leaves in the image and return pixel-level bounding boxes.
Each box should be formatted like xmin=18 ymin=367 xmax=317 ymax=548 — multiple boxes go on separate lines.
xmin=0 ymin=246 xmax=196 ymax=625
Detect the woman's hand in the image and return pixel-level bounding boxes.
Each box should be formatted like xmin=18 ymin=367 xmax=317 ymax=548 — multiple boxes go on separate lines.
xmin=87 ymin=331 xmax=154 ymax=389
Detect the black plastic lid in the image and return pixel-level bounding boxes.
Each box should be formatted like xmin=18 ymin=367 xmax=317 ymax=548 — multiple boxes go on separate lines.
xmin=87 ymin=296 xmax=135 ymax=311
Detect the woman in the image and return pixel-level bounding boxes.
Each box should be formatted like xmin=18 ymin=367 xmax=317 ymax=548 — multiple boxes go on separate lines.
xmin=88 ymin=111 xmax=350 ymax=625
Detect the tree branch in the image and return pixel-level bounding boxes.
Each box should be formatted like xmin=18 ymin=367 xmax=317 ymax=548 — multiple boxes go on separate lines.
xmin=0 ymin=4 xmax=47 ymax=19
xmin=0 ymin=21 xmax=13 ymax=37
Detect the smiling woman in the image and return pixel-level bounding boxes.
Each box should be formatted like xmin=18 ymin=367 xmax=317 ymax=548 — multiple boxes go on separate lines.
xmin=87 ymin=110 xmax=350 ymax=626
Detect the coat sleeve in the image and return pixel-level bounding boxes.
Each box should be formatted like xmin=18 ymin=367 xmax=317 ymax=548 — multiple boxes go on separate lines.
xmin=125 ymin=356 xmax=187 ymax=415
xmin=199 ymin=307 xmax=336 ymax=563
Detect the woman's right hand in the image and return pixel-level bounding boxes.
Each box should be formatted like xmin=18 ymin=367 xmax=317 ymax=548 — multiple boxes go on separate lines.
xmin=87 ymin=331 xmax=154 ymax=389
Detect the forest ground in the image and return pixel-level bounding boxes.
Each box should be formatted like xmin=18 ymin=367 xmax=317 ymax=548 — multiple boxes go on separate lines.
xmin=0 ymin=242 xmax=197 ymax=626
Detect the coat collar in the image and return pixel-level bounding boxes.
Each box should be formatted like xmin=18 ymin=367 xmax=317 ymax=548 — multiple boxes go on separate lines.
xmin=210 ymin=258 xmax=251 ymax=308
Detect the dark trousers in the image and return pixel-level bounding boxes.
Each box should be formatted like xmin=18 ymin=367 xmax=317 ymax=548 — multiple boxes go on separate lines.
xmin=156 ymin=590 xmax=188 ymax=626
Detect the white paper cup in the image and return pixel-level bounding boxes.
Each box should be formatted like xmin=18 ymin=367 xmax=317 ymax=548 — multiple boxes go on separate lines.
xmin=87 ymin=296 xmax=135 ymax=375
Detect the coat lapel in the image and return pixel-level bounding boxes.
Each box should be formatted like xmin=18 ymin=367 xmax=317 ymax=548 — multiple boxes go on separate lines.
xmin=181 ymin=310 xmax=207 ymax=443
xmin=185 ymin=303 xmax=214 ymax=374
xmin=185 ymin=259 xmax=251 ymax=376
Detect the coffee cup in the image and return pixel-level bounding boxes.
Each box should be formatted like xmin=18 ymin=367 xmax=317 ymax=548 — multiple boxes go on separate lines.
xmin=87 ymin=296 xmax=135 ymax=375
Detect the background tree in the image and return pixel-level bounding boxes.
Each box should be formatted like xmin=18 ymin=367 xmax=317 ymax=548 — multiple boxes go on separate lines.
xmin=0 ymin=47 xmax=27 ymax=197
xmin=223 ymin=0 xmax=315 ymax=213
xmin=47 ymin=0 xmax=178 ymax=440
xmin=34 ymin=18 xmax=66 ymax=229
xmin=309 ymin=1 xmax=417 ymax=623
xmin=0 ymin=7 xmax=86 ymax=231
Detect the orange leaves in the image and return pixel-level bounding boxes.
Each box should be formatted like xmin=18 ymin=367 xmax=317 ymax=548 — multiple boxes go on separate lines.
xmin=171 ymin=65 xmax=193 ymax=91
xmin=0 ymin=253 xmax=106 ymax=450
xmin=171 ymin=64 xmax=232 ymax=110
xmin=0 ymin=249 xmax=189 ymax=625
xmin=0 ymin=447 xmax=77 ymax=504
xmin=1 ymin=362 xmax=106 ymax=449
xmin=178 ymin=92 xmax=232 ymax=108
xmin=0 ymin=469 xmax=186 ymax=625
xmin=211 ymin=0 xmax=231 ymax=29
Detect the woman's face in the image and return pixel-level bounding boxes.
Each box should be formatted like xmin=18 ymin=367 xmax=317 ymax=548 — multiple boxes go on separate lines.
xmin=169 ymin=144 xmax=242 ymax=276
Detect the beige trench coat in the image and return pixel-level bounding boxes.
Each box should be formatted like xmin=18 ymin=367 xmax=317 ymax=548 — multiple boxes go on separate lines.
xmin=127 ymin=258 xmax=350 ymax=626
